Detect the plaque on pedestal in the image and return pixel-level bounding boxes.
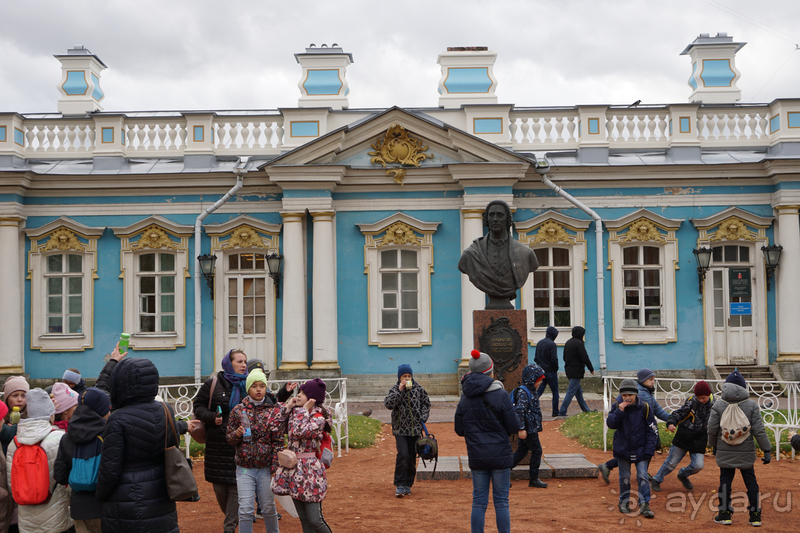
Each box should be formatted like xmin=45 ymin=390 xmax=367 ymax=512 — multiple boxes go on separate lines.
xmin=473 ymin=309 xmax=528 ymax=393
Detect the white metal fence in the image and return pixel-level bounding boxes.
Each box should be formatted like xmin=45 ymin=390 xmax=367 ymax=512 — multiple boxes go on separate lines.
xmin=158 ymin=377 xmax=349 ymax=459
xmin=602 ymin=376 xmax=799 ymax=461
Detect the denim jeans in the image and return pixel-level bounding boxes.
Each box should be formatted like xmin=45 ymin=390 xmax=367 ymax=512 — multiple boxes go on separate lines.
xmin=718 ymin=467 xmax=760 ymax=513
xmin=652 ymin=444 xmax=704 ymax=483
xmin=470 ymin=468 xmax=511 ymax=533
xmin=511 ymin=432 xmax=542 ymax=480
xmin=558 ymin=378 xmax=591 ymax=415
xmin=236 ymin=466 xmax=279 ymax=533
xmin=537 ymin=371 xmax=560 ymax=416
xmin=618 ymin=458 xmax=651 ymax=504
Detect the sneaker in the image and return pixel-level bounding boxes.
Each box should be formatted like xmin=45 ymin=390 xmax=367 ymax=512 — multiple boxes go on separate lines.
xmin=714 ymin=511 xmax=733 ymax=525
xmin=677 ymin=473 xmax=694 ymax=490
xmin=618 ymin=500 xmax=631 ymax=514
xmin=403 ymin=487 xmax=412 ymax=496
xmin=395 ymin=487 xmax=405 ymax=498
xmin=528 ymin=478 xmax=548 ymax=488
xmin=598 ymin=463 xmax=610 ymax=484
xmin=254 ymin=512 xmax=262 ymax=520
xmin=649 ymin=476 xmax=662 ymax=492
xmin=749 ymin=511 xmax=761 ymax=527
xmin=640 ymin=502 xmax=654 ymax=519
xmin=551 ymin=412 xmax=560 ymax=418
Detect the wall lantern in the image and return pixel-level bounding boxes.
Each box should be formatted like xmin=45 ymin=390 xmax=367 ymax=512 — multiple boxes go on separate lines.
xmin=197 ymin=253 xmax=217 ymax=299
xmin=266 ymin=252 xmax=283 ymax=298
xmin=761 ymin=244 xmax=782 ymax=291
xmin=692 ymin=247 xmax=713 ymax=294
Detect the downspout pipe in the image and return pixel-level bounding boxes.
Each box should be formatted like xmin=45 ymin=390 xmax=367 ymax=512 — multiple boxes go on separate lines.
xmin=533 ymin=158 xmax=607 ymax=376
xmin=193 ymin=157 xmax=249 ymax=383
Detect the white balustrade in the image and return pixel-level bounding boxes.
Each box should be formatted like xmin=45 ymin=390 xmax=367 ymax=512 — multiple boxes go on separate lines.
xmin=213 ymin=117 xmax=284 ymax=152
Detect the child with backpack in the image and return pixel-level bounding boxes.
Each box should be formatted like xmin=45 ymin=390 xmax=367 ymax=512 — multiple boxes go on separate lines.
xmin=54 ymin=387 xmax=111 ymax=533
xmin=1 ymin=376 xmax=29 ymax=455
xmin=606 ymin=379 xmax=658 ymax=519
xmin=649 ymin=380 xmax=714 ymax=492
xmin=5 ymin=388 xmax=72 ymax=533
xmin=707 ymin=370 xmax=772 ymax=527
xmin=383 ymin=364 xmax=431 ymax=498
xmin=51 ymin=382 xmax=80 ymax=432
xmin=510 ymin=363 xmax=547 ymax=488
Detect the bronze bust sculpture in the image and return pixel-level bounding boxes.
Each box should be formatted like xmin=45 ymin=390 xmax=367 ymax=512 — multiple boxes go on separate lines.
xmin=458 ymin=200 xmax=539 ymax=309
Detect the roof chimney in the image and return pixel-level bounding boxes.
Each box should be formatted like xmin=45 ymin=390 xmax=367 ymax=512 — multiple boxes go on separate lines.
xmin=54 ymin=45 xmax=107 ymax=115
xmin=680 ymin=33 xmax=746 ymax=104
xmin=437 ymin=47 xmax=498 ymax=108
xmin=294 ymin=44 xmax=353 ymax=110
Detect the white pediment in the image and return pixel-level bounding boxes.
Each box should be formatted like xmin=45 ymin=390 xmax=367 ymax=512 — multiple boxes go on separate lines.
xmin=204 ymin=215 xmax=282 ymax=236
xmin=25 ymin=216 xmax=105 ymax=239
xmin=357 ymin=212 xmax=441 ymax=235
xmin=110 ymin=215 xmax=193 ymax=237
xmin=690 ymin=206 xmax=773 ymax=230
xmin=604 ymin=208 xmax=683 ymax=231
xmin=515 ymin=210 xmax=594 ymax=232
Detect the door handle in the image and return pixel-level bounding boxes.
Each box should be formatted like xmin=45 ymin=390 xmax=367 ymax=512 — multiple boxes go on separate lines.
xmin=727 ymin=317 xmax=730 ymax=327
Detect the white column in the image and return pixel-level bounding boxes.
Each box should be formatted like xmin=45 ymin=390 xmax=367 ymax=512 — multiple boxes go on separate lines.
xmin=0 ymin=217 xmax=24 ymax=373
xmin=279 ymin=212 xmax=308 ymax=370
xmin=310 ymin=211 xmax=339 ymax=370
xmin=775 ymin=205 xmax=800 ymax=361
xmin=460 ymin=209 xmax=486 ymax=368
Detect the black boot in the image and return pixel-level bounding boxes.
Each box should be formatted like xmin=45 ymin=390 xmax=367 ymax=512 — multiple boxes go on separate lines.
xmin=528 ymin=478 xmax=548 ymax=488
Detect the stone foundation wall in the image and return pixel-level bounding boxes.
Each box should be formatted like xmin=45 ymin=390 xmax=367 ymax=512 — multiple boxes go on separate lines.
xmin=344 ymin=373 xmax=460 ymax=397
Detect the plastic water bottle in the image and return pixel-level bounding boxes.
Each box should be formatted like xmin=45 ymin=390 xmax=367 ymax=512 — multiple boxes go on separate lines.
xmin=10 ymin=407 xmax=20 ymax=424
xmin=241 ymin=413 xmax=252 ymax=442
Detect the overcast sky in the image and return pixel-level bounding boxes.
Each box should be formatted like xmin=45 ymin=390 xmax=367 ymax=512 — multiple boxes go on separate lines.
xmin=1 ymin=0 xmax=798 ymax=114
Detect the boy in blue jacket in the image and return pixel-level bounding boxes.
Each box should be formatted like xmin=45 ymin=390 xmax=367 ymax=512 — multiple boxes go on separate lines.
xmin=606 ymin=379 xmax=658 ymax=518
xmin=511 ymin=364 xmax=547 ymax=488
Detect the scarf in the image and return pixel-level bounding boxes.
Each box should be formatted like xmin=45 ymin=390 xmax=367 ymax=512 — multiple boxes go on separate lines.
xmin=222 ymin=350 xmax=248 ymax=411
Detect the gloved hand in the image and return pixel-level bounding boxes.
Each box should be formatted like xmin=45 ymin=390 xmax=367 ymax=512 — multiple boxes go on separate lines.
xmin=762 ymin=451 xmax=771 ymax=465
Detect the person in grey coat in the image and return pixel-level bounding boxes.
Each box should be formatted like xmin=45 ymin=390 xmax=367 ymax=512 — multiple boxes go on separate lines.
xmin=707 ymin=370 xmax=772 ymax=527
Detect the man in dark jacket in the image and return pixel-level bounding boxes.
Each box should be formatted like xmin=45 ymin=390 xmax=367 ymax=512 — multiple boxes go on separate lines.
xmin=534 ymin=326 xmax=560 ymax=417
xmin=455 ymin=350 xmax=521 ymax=533
xmin=557 ymin=326 xmax=595 ymax=417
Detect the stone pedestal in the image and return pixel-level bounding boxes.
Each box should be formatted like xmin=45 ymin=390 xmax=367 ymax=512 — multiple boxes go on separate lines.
xmin=473 ymin=309 xmax=528 ymax=392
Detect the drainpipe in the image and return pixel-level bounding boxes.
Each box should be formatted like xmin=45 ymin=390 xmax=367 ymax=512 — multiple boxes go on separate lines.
xmin=193 ymin=157 xmax=249 ymax=383
xmin=533 ymin=159 xmax=607 ymax=376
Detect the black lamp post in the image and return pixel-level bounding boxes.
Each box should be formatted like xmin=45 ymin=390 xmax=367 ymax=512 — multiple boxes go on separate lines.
xmin=761 ymin=244 xmax=782 ymax=291
xmin=197 ymin=253 xmax=217 ymax=299
xmin=692 ymin=247 xmax=713 ymax=294
xmin=266 ymin=252 xmax=283 ymax=298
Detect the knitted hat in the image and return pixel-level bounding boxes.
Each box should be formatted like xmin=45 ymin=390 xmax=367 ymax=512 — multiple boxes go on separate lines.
xmin=694 ymin=380 xmax=712 ymax=397
xmin=245 ymin=369 xmax=268 ymax=394
xmin=62 ymin=369 xmax=81 ymax=384
xmin=725 ymin=369 xmax=747 ymax=389
xmin=637 ymin=368 xmax=655 ymax=384
xmin=247 ymin=359 xmax=265 ymax=374
xmin=300 ymin=378 xmax=326 ymax=405
xmin=397 ymin=364 xmax=413 ymax=378
xmin=619 ymin=379 xmax=639 ymax=395
xmin=0 ymin=401 xmax=7 ymax=421
xmin=3 ymin=376 xmax=29 ymax=398
xmin=25 ymin=388 xmax=55 ymax=420
xmin=469 ymin=349 xmax=494 ymax=375
xmin=52 ymin=382 xmax=79 ymax=414
xmin=791 ymin=433 xmax=800 ymax=452
xmin=80 ymin=387 xmax=111 ymax=417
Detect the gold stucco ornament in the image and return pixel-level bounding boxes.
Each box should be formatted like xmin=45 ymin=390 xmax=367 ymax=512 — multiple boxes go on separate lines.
xmin=369 ymin=124 xmax=433 ymax=185
xmin=378 ymin=222 xmax=421 ymax=247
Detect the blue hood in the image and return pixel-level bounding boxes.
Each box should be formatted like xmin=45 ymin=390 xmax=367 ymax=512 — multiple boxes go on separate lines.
xmin=545 ymin=326 xmax=559 ymax=340
xmin=522 ymin=364 xmax=545 ymax=389
xmin=461 ymin=372 xmax=496 ymax=398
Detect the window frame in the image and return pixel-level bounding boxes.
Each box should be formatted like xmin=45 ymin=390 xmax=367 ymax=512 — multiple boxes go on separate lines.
xmin=135 ymin=251 xmax=177 ymax=334
xmin=378 ymin=247 xmax=421 ymax=332
xmin=621 ymin=244 xmax=663 ymax=328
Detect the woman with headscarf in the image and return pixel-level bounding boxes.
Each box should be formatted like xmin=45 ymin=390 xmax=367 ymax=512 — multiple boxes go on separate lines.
xmin=192 ymin=349 xmax=249 ymax=533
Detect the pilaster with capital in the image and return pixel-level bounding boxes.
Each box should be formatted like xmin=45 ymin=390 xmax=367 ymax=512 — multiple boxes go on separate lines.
xmin=0 ymin=217 xmax=26 ymax=372
xmin=279 ymin=212 xmax=309 ymax=370
xmin=775 ymin=205 xmax=800 ymax=361
xmin=460 ymin=209 xmax=486 ymax=368
xmin=310 ymin=211 xmax=339 ymax=370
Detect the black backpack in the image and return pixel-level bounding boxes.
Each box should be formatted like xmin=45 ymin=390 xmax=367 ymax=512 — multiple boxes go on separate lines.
xmin=415 ymin=422 xmax=438 ymax=477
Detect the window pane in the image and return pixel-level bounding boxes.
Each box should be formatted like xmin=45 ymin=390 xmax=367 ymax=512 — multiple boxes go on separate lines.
xmin=553 ymin=290 xmax=570 ymax=307
xmin=713 ymin=270 xmax=723 ymax=289
xmin=382 ymin=310 xmax=398 ymax=329
xmin=714 ymin=309 xmax=724 ymax=327
xmin=140 ymin=276 xmax=155 ymax=294
xmin=400 ymin=250 xmax=416 ymax=268
xmin=254 ymin=278 xmax=266 ymax=296
xmin=229 ymin=278 xmax=237 ymax=296
xmin=401 ymin=292 xmax=417 ymax=310
xmin=68 ymin=254 xmax=82 ymax=273
xmin=382 ymin=272 xmax=398 ymax=291
xmin=255 ymin=297 xmax=265 ymax=315
xmin=228 ymin=316 xmax=237 ymax=334
xmin=724 ymin=245 xmax=737 ymax=262
xmin=68 ymin=295 xmax=81 ymax=314
xmin=68 ymin=316 xmax=82 ymax=334
xmin=229 ymin=297 xmax=237 ymax=316
xmin=383 ymin=293 xmax=397 ymax=309
xmin=255 ymin=316 xmax=266 ymax=334
xmin=553 ymin=271 xmax=570 ymax=289
xmin=534 ymin=248 xmax=549 ymax=267
xmin=739 ymin=246 xmax=749 ymax=263
xmin=241 ymin=253 xmax=254 ymax=270
xmin=48 ymin=297 xmax=62 ymax=314
xmin=161 ymin=315 xmax=175 ymax=332
xmin=730 ymin=315 xmax=740 ymax=327
xmin=644 ymin=288 xmax=660 ymax=307
xmin=48 ymin=277 xmax=62 ymax=295
xmin=642 ymin=246 xmax=659 ymax=265
xmin=160 ymin=276 xmax=174 ymax=294
xmin=48 ymin=316 xmax=63 ymax=334
xmin=533 ymin=271 xmax=549 ymax=288
xmin=552 ymin=248 xmax=569 ymax=266
xmin=643 ymin=269 xmax=660 ymax=287
xmin=714 ymin=289 xmax=723 ymax=308
xmin=161 ymin=295 xmax=174 ymax=313
xmin=229 ymin=254 xmax=239 ymax=270
xmin=401 ymin=272 xmax=417 ymax=290
xmin=68 ymin=277 xmax=82 ymax=295
xmin=623 ymin=247 xmax=638 ymax=265
xmin=625 ymin=290 xmax=640 ymax=306
xmin=624 ymin=309 xmax=640 ymax=326
xmin=381 ymin=249 xmax=397 ymax=269
xmin=741 ymin=314 xmax=752 ymax=327
xmin=255 ymin=254 xmax=265 ymax=269
xmin=140 ymin=315 xmax=155 ymax=332
xmin=139 ymin=253 xmax=155 ymax=272
xmin=401 ymin=311 xmax=418 ymax=329
xmin=534 ymin=311 xmax=550 ymax=328
xmin=533 ymin=290 xmax=549 ymax=308
xmin=554 ymin=310 xmax=570 ymax=327
xmin=141 ymin=295 xmax=156 ymax=313
xmin=160 ymin=253 xmax=175 ymax=272
xmin=47 ymin=254 xmax=63 ymax=273
xmin=623 ymin=270 xmax=639 ymax=287
xmin=244 ymin=297 xmax=254 ymax=315
xmin=645 ymin=308 xmax=661 ymax=326
xmin=243 ymin=316 xmax=254 ymax=334
xmin=243 ymin=278 xmax=254 ymax=296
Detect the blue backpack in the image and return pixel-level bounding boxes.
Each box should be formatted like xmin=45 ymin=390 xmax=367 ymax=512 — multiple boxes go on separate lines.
xmin=509 ymin=385 xmax=533 ymax=406
xmin=68 ymin=436 xmax=104 ymax=492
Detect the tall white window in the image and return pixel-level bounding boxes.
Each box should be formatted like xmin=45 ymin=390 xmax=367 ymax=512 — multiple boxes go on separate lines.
xmin=137 ymin=252 xmax=176 ymax=333
xmin=532 ymin=247 xmax=571 ymax=328
xmin=622 ymin=245 xmax=662 ymax=327
xmin=45 ymin=253 xmax=84 ymax=334
xmin=380 ymin=248 xmax=419 ymax=330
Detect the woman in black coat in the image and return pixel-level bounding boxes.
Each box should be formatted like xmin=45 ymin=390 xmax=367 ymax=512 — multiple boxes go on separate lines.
xmin=96 ymin=357 xmax=189 ymax=533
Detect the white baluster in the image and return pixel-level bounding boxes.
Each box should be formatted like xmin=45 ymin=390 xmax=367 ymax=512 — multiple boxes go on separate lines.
xmin=66 ymin=125 xmax=77 ymax=151
xmin=87 ymin=126 xmax=96 ymax=150
xmin=508 ymin=118 xmax=518 ymax=144
xmin=605 ymin=117 xmax=614 ymax=141
xmin=757 ymin=114 xmax=768 ymax=139
xmin=566 ymin=118 xmax=576 ymax=142
xmin=737 ymin=115 xmax=747 ymax=141
xmin=126 ymin=126 xmax=136 ymax=150
xmin=262 ymin=122 xmax=273 ymax=148
xmin=55 ymin=126 xmax=66 ymax=152
xmin=519 ymin=118 xmax=531 ymax=144
xmin=554 ymin=118 xmax=565 ymax=142
xmin=641 ymin=115 xmax=653 ymax=142
xmin=543 ymin=118 xmax=554 ymax=143
xmin=146 ymin=125 xmax=156 ymax=150
xmin=26 ymin=127 xmax=36 ymax=152
xmin=746 ymin=115 xmax=757 ymax=140
xmin=276 ymin=123 xmax=284 ymax=148
xmin=167 ymin=123 xmax=178 ymax=149
xmin=628 ymin=115 xmax=640 ymax=142
xmin=244 ymin=122 xmax=254 ymax=148
xmin=726 ymin=114 xmax=737 ymax=140
xmin=216 ymin=122 xmax=227 ymax=148
xmin=45 ymin=126 xmax=56 ymax=152
xmin=177 ymin=124 xmax=187 ymax=149
xmin=531 ymin=118 xmax=541 ymax=144
xmin=615 ymin=116 xmax=626 ymax=142
xmin=76 ymin=125 xmax=88 ymax=151
xmin=156 ymin=124 xmax=167 ymax=150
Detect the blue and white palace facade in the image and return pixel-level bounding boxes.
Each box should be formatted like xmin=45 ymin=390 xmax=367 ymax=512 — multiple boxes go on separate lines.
xmin=2 ymin=35 xmax=800 ymax=390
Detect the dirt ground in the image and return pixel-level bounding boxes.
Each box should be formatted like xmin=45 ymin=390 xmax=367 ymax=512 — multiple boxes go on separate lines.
xmin=178 ymin=419 xmax=800 ymax=532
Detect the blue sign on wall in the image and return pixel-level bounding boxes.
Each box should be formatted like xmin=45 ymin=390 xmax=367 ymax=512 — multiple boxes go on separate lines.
xmin=730 ymin=302 xmax=752 ymax=315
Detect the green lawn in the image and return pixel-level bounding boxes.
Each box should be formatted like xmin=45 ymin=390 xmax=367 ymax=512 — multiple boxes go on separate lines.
xmin=331 ymin=415 xmax=383 ymax=449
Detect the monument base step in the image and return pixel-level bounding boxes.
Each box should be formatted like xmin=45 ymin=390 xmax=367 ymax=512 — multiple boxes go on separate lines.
xmin=416 ymin=454 xmax=598 ymax=480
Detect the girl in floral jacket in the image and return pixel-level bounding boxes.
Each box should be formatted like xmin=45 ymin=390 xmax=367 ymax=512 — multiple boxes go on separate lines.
xmin=270 ymin=378 xmax=332 ymax=533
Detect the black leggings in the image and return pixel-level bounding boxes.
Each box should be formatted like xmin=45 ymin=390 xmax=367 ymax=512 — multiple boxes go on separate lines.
xmin=293 ymin=499 xmax=332 ymax=533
